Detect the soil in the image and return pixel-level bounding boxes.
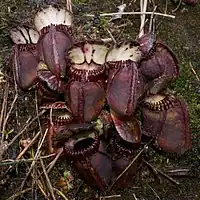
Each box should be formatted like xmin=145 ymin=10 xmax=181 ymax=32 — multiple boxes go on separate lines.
xmin=0 ymin=0 xmax=200 ymax=200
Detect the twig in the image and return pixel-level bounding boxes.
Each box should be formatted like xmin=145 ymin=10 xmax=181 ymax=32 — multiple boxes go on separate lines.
xmin=19 ymin=95 xmax=47 ymax=193
xmin=7 ymin=109 xmax=46 ymax=147
xmin=148 ymin=184 xmax=161 ymax=200
xmin=99 ymin=195 xmax=121 ymax=199
xmin=164 ymin=0 xmax=168 ymax=14
xmin=50 ymin=105 xmax=54 ymax=127
xmin=149 ymin=6 xmax=157 ymax=33
xmin=106 ymin=29 xmax=116 ymax=44
xmin=139 ymin=0 xmax=148 ymax=37
xmin=37 ymin=179 xmax=49 ymax=199
xmin=29 ymin=90 xmax=45 ymax=199
xmin=128 ymin=0 xmax=137 ymax=6
xmin=30 ymin=165 xmax=48 ymax=200
xmin=0 ymin=154 xmax=55 ymax=166
xmin=172 ymin=0 xmax=182 ymax=13
xmin=38 ymin=148 xmax=63 ymax=178
xmin=101 ymin=38 xmax=113 ymax=42
xmin=166 ymin=168 xmax=190 ymax=173
xmin=143 ymin=160 xmax=180 ymax=185
xmin=137 ymin=18 xmax=149 ymax=40
xmin=133 ymin=193 xmax=138 ymax=200
xmin=116 ymin=22 xmax=127 ymax=41
xmin=35 ymin=90 xmax=43 ymax=138
xmin=54 ymin=188 xmax=69 ymax=200
xmin=66 ymin=0 xmax=72 ymax=13
xmin=107 ymin=139 xmax=152 ymax=191
xmin=13 ymin=62 xmax=20 ymax=130
xmin=0 ymin=141 xmax=8 ymax=161
xmin=40 ymin=158 xmax=56 ymax=200
xmin=7 ymin=188 xmax=32 ymax=200
xmin=15 ymin=131 xmax=41 ymax=160
xmin=0 ymin=82 xmax=9 ymax=136
xmin=165 ymin=168 xmax=190 ymax=176
xmin=20 ymin=129 xmax=48 ymax=190
xmin=2 ymin=91 xmax=18 ymax=139
xmin=189 ymin=62 xmax=200 ymax=81
xmin=47 ymin=147 xmax=63 ymax=174
xmin=86 ymin=12 xmax=175 ymax=19
xmin=37 ymin=148 xmax=63 ymax=181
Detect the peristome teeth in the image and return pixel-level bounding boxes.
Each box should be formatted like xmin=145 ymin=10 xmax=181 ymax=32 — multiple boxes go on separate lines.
xmin=34 ymin=5 xmax=72 ymax=32
xmin=144 ymin=94 xmax=165 ymax=104
xmin=10 ymin=26 xmax=39 ymax=44
xmin=106 ymin=42 xmax=142 ymax=62
xmin=57 ymin=112 xmax=72 ymax=120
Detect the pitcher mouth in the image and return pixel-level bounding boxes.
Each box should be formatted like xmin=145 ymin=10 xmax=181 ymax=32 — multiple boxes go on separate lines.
xmin=64 ymin=129 xmax=100 ymax=160
xmin=67 ymin=41 xmax=108 ymax=82
xmin=113 ymin=133 xmax=141 ymax=157
xmin=143 ymin=94 xmax=176 ymax=111
xmin=40 ymin=101 xmax=73 ymax=126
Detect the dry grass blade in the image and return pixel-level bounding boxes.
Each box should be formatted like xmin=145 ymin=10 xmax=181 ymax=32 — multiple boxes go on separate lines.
xmin=20 ymin=128 xmax=48 ymax=190
xmin=46 ymin=147 xmax=63 ymax=174
xmin=143 ymin=159 xmax=180 ymax=185
xmin=133 ymin=193 xmax=138 ymax=200
xmin=189 ymin=62 xmax=200 ymax=81
xmin=17 ymin=88 xmax=47 ymax=193
xmin=16 ymin=131 xmax=41 ymax=160
xmin=2 ymin=92 xmax=18 ymax=138
xmin=164 ymin=0 xmax=168 ymax=14
xmin=128 ymin=0 xmax=137 ymax=6
xmin=148 ymin=184 xmax=161 ymax=200
xmin=0 ymin=141 xmax=8 ymax=161
xmin=149 ymin=6 xmax=157 ymax=33
xmin=35 ymin=90 xmax=43 ymax=136
xmin=172 ymin=0 xmax=183 ymax=12
xmin=66 ymin=0 xmax=72 ymax=13
xmin=139 ymin=0 xmax=148 ymax=37
xmin=40 ymin=158 xmax=56 ymax=200
xmin=1 ymin=59 xmax=19 ymax=145
xmin=37 ymin=179 xmax=49 ymax=199
xmin=2 ymin=58 xmax=19 ymax=134
xmin=50 ymin=105 xmax=54 ymax=127
xmin=106 ymin=28 xmax=116 ymax=44
xmin=0 ymin=80 xmax=18 ymax=161
xmin=99 ymin=194 xmax=121 ymax=199
xmin=101 ymin=38 xmax=113 ymax=42
xmin=36 ymin=148 xmax=63 ymax=180
xmin=7 ymin=188 xmax=32 ymax=200
xmin=0 ymin=154 xmax=55 ymax=166
xmin=0 ymin=81 xmax=9 ymax=133
xmin=107 ymin=139 xmax=152 ymax=191
xmin=7 ymin=109 xmax=46 ymax=148
xmin=165 ymin=168 xmax=190 ymax=176
xmin=54 ymin=188 xmax=69 ymax=200
xmin=86 ymin=12 xmax=175 ymax=18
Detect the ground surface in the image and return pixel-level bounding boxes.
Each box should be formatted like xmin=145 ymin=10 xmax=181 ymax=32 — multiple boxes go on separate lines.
xmin=0 ymin=0 xmax=200 ymax=200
